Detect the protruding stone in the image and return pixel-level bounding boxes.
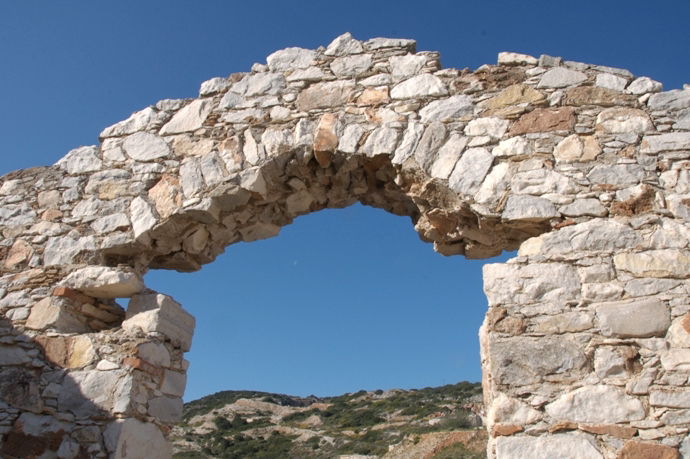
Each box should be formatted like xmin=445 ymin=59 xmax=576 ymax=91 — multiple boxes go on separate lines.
xmin=313 ymin=113 xmax=339 ymax=167
xmin=324 ymin=32 xmax=363 ymax=56
xmin=62 ymin=266 xmax=143 ymax=298
xmin=266 ymin=47 xmax=316 ymax=71
xmin=159 ymin=99 xmax=212 ymax=135
xmin=25 ymin=297 xmax=88 ymax=333
xmin=389 ymin=54 xmax=428 ymax=81
xmin=627 ymin=77 xmax=664 ymax=95
xmin=130 ymin=197 xmax=158 ymax=239
xmin=448 ymin=147 xmax=494 ymax=195
xmin=55 ymin=146 xmax=102 ymax=174
xmin=497 ymin=52 xmax=538 ymax=66
xmin=122 ymin=292 xmax=195 ymax=351
xmin=419 ymin=95 xmax=474 ymax=122
xmin=553 ymin=134 xmax=601 ymax=163
xmin=647 ymin=88 xmax=690 ymax=110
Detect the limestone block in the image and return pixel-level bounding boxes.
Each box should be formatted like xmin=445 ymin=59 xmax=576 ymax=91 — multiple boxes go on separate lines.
xmin=390 ymin=74 xmax=447 ymax=99
xmin=361 ymin=127 xmax=400 ymax=156
xmin=296 ymin=81 xmax=355 ymax=111
xmin=148 ymin=395 xmax=183 ymax=423
xmin=640 ymin=132 xmax=690 ymax=154
xmin=553 ymin=134 xmax=601 ymax=163
xmin=488 ymin=393 xmax=542 ymax=425
xmin=330 ymin=54 xmax=372 ymax=77
xmin=419 ymin=95 xmax=474 ymax=122
xmin=511 ymin=168 xmax=578 ymax=195
xmin=243 ymin=72 xmax=287 ymax=97
xmin=0 ymin=203 xmax=36 ymax=227
xmin=55 ymin=145 xmax=102 ymax=174
xmin=137 ymin=342 xmax=171 ymax=367
xmin=492 ymin=136 xmax=530 ymax=157
xmin=546 ymin=385 xmax=645 ymax=423
xmin=160 ymin=99 xmax=212 ymax=135
xmin=484 ymin=262 xmax=580 ymax=306
xmin=564 ymin=86 xmax=637 ymax=107
xmin=338 ymin=124 xmax=366 ymax=155
xmin=594 ymin=346 xmax=636 ymax=379
xmin=596 ymin=107 xmax=652 ymax=134
xmin=481 ymin=84 xmax=545 ymax=110
xmin=392 ymin=122 xmax=424 ymax=164
xmin=650 ymin=390 xmax=690 ymax=409
xmin=324 ymin=32 xmax=363 ymax=56
xmin=587 ymin=164 xmax=645 ymax=186
xmin=122 ymin=131 xmax=170 ymax=161
xmin=668 ymin=313 xmax=690 ymax=348
xmin=537 ymin=67 xmax=588 ymax=88
xmin=3 ymin=239 xmax=33 ymax=269
xmin=104 ymin=418 xmax=171 ymax=459
xmin=448 ymin=147 xmax=494 ymax=195
xmin=509 ymin=107 xmax=576 ymax=135
xmin=123 ymin=292 xmax=195 ymax=351
xmin=25 ymin=297 xmax=89 ymax=333
xmin=618 ymin=440 xmax=679 ymax=459
xmin=487 ymin=336 xmax=587 ymax=385
xmin=647 ymin=88 xmax=690 ymax=110
xmin=199 ymin=76 xmax=231 ymax=96
xmin=495 ymin=432 xmax=602 ymax=459
xmin=661 ymin=349 xmax=690 ymax=371
xmin=497 ymin=52 xmax=538 ymax=66
xmin=614 ymin=249 xmax=690 ymax=278
xmin=129 ymin=197 xmax=158 ymax=239
xmin=62 ymin=266 xmax=143 ymax=298
xmin=58 ymin=369 xmax=131 ymax=417
xmin=595 ymin=298 xmax=670 ymax=338
xmin=266 ymin=47 xmax=316 ymax=71
xmin=389 ymin=54 xmax=427 ymax=81
xmin=559 ymin=198 xmax=607 ymax=217
xmin=464 ymin=117 xmax=509 ymax=138
xmin=161 ymin=370 xmax=187 ymax=397
xmin=430 ymin=134 xmax=466 ymax=180
xmin=501 ymin=195 xmax=558 ymax=220
xmin=365 ymin=37 xmax=416 ymax=50
xmin=596 ymin=73 xmax=628 ymax=91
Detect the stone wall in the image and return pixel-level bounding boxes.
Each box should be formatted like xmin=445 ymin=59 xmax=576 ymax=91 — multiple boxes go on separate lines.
xmin=0 ymin=32 xmax=688 ymax=458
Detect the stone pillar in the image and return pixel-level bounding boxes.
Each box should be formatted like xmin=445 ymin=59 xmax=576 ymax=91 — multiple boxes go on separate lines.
xmin=481 ymin=219 xmax=689 ymax=458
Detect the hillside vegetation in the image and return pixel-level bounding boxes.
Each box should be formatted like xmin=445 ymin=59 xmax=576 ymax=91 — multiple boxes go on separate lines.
xmin=171 ymin=382 xmax=486 ymax=458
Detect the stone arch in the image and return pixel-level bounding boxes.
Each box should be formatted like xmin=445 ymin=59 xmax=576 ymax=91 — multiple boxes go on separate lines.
xmin=1 ymin=33 xmax=689 ymax=457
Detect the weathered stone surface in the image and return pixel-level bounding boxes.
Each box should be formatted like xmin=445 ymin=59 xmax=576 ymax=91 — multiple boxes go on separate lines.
xmin=25 ymin=297 xmax=88 ymax=333
xmin=492 ymin=136 xmax=529 ymax=157
xmin=464 ymin=117 xmax=509 ymax=138
xmin=389 ymin=54 xmax=427 ymax=80
xmin=122 ymin=131 xmax=170 ymax=161
xmin=661 ymin=349 xmax=690 ymax=371
xmin=324 ymin=32 xmax=363 ymax=56
xmin=502 ymin=195 xmax=558 ymax=220
xmin=130 ymin=196 xmax=158 ymax=239
xmin=104 ymin=418 xmax=171 ymax=459
xmin=448 ymin=147 xmax=494 ymax=195
xmin=161 ymin=370 xmax=187 ymax=397
xmin=123 ymin=293 xmax=195 ymax=351
xmin=430 ymin=133 xmax=467 ymax=179
xmin=627 ymin=77 xmax=664 ymax=95
xmin=614 ymin=250 xmax=690 ymax=278
xmin=596 ymin=107 xmax=653 ymax=134
xmin=313 ymin=113 xmax=339 ymax=167
xmin=650 ymin=390 xmax=690 ymax=408
xmin=488 ymin=393 xmax=542 ymax=425
xmin=497 ymin=52 xmax=538 ymax=66
xmin=595 ymin=73 xmax=628 ymax=91
xmin=510 ymin=107 xmax=576 ymax=135
xmin=58 ymin=369 xmax=130 ymax=417
xmin=595 ymin=298 xmax=670 ymax=338
xmin=587 ymin=164 xmax=644 ymax=186
xmin=55 ymin=146 xmax=102 ymax=174
xmin=553 ymin=134 xmax=601 ymax=163
xmin=137 ymin=342 xmax=171 ymax=367
xmin=62 ymin=266 xmax=143 ymax=298
xmin=559 ymin=199 xmax=607 ymax=217
xmin=361 ymin=127 xmax=400 ymax=156
xmin=648 ymin=88 xmax=690 ymax=110
xmin=564 ymin=86 xmax=636 ymax=106
xmin=495 ymin=433 xmax=602 ymax=459
xmin=297 ymin=81 xmax=355 ymax=111
xmin=266 ymin=47 xmax=316 ymax=71
xmin=640 ymin=132 xmax=690 ymax=153
xmin=481 ymin=84 xmax=545 ymax=110
xmin=159 ymin=99 xmax=212 ymax=135
xmin=538 ymin=67 xmax=588 ymax=88
xmin=199 ymin=76 xmax=231 ymax=96
xmin=487 ymin=336 xmax=587 ymax=385
xmin=390 ymin=74 xmax=447 ymax=99
xmin=330 ymin=54 xmax=372 ymax=77
xmin=546 ymin=385 xmax=645 ymax=423
xmin=419 ymin=95 xmax=474 ymax=122
xmin=618 ymin=441 xmax=679 ymax=459
xmin=3 ymin=238 xmax=33 ymax=269
xmin=148 ymin=395 xmax=183 ymax=423
xmin=148 ymin=174 xmax=183 ymax=219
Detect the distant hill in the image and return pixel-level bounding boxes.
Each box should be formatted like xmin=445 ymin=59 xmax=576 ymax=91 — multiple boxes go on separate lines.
xmin=171 ymin=381 xmax=486 ymax=458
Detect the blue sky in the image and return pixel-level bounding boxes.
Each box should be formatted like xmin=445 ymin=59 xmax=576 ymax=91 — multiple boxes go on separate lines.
xmin=1 ymin=1 xmax=688 ymax=400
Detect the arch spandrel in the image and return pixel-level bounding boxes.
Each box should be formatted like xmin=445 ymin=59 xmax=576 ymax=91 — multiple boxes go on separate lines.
xmin=0 ymin=33 xmax=689 ymax=458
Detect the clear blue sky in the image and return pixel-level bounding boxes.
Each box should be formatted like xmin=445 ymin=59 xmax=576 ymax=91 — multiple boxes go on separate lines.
xmin=1 ymin=1 xmax=688 ymax=401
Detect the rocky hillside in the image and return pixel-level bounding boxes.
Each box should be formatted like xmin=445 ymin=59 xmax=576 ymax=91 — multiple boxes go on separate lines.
xmin=171 ymin=382 xmax=486 ymax=458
